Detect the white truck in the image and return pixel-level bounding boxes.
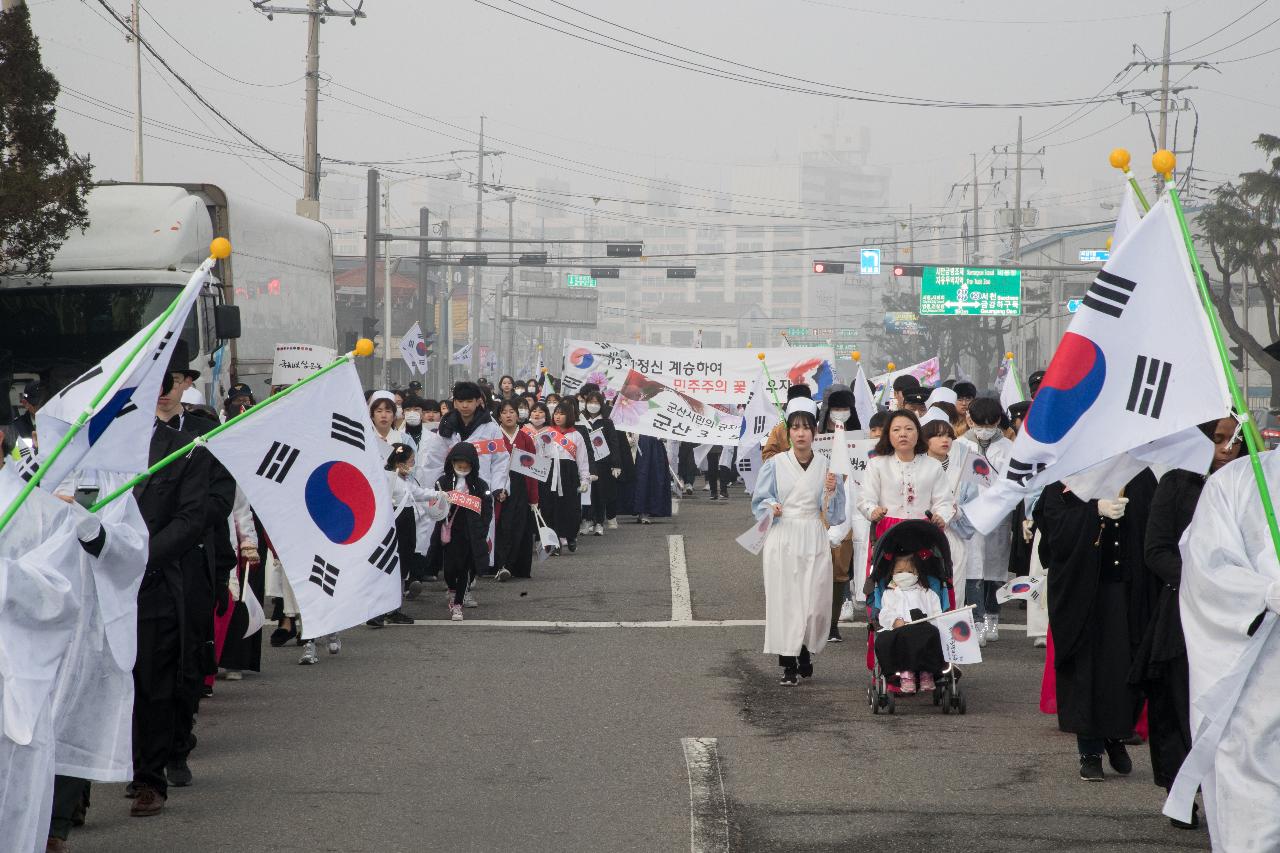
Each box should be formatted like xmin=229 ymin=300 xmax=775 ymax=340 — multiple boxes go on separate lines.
xmin=0 ymin=182 xmax=337 ymax=412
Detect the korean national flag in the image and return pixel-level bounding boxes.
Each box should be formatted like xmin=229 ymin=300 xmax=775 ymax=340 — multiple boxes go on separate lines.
xmin=203 ymin=360 xmax=401 ymax=637
xmin=35 ymin=259 xmax=213 ymax=491
xmin=963 ymin=196 xmax=1231 ymax=533
xmin=934 ymin=608 xmax=983 ymax=665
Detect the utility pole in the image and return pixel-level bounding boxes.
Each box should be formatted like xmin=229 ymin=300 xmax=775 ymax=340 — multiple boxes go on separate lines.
xmin=1158 ymin=10 xmax=1171 ymax=154
xmin=251 ymin=1 xmax=365 ymax=219
xmin=131 ymin=0 xmax=143 ymax=181
xmin=952 ymin=155 xmax=998 ymax=265
xmin=419 ymin=207 xmax=436 ymax=397
xmin=440 ymin=220 xmax=452 ymax=389
xmin=992 ymin=118 xmax=1045 ymax=265
xmin=382 ymin=184 xmax=393 ymax=388
xmin=470 ymin=115 xmax=486 ymax=376
xmin=364 ymin=168 xmax=378 ymax=388
xmin=498 ymin=195 xmax=515 ymax=374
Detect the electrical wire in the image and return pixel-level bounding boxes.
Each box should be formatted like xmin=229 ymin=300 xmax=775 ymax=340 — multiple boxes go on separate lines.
xmin=1170 ymin=0 xmax=1272 ymax=55
xmin=140 ymin=5 xmax=306 ymax=88
xmin=791 ymin=0 xmax=1210 ymax=26
xmin=1186 ymin=12 xmax=1280 ymax=59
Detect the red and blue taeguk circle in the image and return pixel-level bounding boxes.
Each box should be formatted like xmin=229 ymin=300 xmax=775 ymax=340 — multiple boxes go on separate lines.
xmin=304 ymin=461 xmax=377 ymax=545
xmin=951 ymin=621 xmax=972 ymax=642
xmin=1025 ymin=332 xmax=1107 ymax=445
xmin=415 ymin=341 xmax=427 ymax=356
xmin=570 ymin=348 xmax=594 ymax=369
xmin=1011 ymin=582 xmax=1032 ymax=594
xmin=972 ymin=458 xmax=991 ymax=477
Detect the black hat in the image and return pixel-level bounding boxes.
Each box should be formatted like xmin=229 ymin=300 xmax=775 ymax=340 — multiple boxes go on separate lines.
xmin=451 ymin=380 xmax=484 ymax=401
xmin=1007 ymin=400 xmax=1032 ymax=419
xmin=903 ymin=387 xmax=930 ymax=406
xmin=1027 ymin=370 xmax=1046 ymax=393
xmin=786 ymin=383 xmax=812 ymax=401
xmin=826 ymin=389 xmax=854 ymax=409
xmin=953 ymin=381 xmax=977 ymax=399
xmin=165 ymin=338 xmax=193 ymax=376
xmin=408 ymin=380 xmax=424 ymax=391
xmin=227 ymin=381 xmax=255 ymax=402
xmin=20 ymin=379 xmax=43 ymax=403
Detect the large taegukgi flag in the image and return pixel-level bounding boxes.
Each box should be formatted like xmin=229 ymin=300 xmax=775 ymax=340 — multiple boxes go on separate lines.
xmin=35 ymin=259 xmax=213 ymax=490
xmin=203 ymin=361 xmax=401 ymax=637
xmin=963 ymin=195 xmax=1232 ymax=534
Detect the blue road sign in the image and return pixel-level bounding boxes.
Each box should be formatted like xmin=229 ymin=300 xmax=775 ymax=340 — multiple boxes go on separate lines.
xmin=1078 ymin=249 xmax=1110 ymax=263
xmin=860 ymin=248 xmax=881 ymax=275
xmin=1066 ymin=298 xmax=1083 ymax=313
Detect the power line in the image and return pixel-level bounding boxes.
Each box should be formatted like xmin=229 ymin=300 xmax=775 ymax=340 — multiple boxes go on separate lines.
xmin=140 ymin=5 xmax=306 ymax=88
xmin=1170 ymin=0 xmax=1272 ymax=55
xmin=792 ymin=0 xmax=1211 ymax=26
xmin=1187 ymin=12 xmax=1280 ymax=59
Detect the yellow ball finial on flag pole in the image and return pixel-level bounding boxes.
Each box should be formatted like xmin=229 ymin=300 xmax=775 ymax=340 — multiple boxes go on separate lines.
xmin=1106 ymin=236 xmax=1113 ymax=251
xmin=886 ymin=362 xmax=896 ymax=371
xmin=354 ymin=338 xmax=375 ymax=357
xmin=757 ymin=352 xmax=766 ymax=361
xmin=210 ymin=237 xmax=232 ymax=259
xmin=1005 ymin=351 xmax=1015 ymax=360
xmin=1108 ymin=148 xmax=1131 ymax=171
xmin=851 ymin=350 xmax=861 ymax=362
xmin=1153 ymin=150 xmax=1176 ymax=178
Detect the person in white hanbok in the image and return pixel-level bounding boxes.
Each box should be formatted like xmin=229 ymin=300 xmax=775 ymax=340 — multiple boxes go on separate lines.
xmin=751 ymin=399 xmax=846 ymax=686
xmin=954 ymin=397 xmax=1014 ymax=643
xmin=858 ymin=410 xmax=955 ymax=537
xmin=1172 ymin=449 xmax=1280 ymax=850
xmin=920 ymin=418 xmax=975 ymax=610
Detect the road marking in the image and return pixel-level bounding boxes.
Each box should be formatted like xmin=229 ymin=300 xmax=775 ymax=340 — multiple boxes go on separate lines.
xmin=681 ymin=737 xmax=730 ymax=853
xmin=669 ymin=534 xmax=693 ymax=622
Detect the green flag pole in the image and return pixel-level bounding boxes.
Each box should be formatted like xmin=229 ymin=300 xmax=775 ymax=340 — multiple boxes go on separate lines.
xmin=0 ymin=251 xmax=223 ymax=535
xmin=1109 ymin=148 xmax=1152 ymax=214
xmin=1159 ymin=150 xmax=1280 ymax=563
xmin=89 ymin=343 xmax=372 ymax=513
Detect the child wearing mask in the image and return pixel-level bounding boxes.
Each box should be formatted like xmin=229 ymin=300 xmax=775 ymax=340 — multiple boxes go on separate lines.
xmin=953 ymin=396 xmax=1014 ymax=644
xmin=581 ymin=390 xmax=623 ymax=534
xmin=423 ymin=443 xmax=493 ymax=621
xmin=382 ymin=444 xmax=444 ymax=617
xmin=874 ymin=553 xmax=945 ymax=694
xmin=542 ymin=401 xmax=591 ymax=554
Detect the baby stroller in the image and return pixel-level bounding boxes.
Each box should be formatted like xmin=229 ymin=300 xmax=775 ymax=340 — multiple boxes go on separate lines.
xmin=865 ymin=519 xmax=967 ymax=715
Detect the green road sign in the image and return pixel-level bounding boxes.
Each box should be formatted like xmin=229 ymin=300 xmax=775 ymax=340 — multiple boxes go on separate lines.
xmin=566 ymin=273 xmax=597 ymax=289
xmin=920 ymin=266 xmax=1022 ymax=316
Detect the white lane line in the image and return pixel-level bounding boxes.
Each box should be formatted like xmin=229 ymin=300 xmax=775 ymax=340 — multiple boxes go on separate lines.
xmin=681 ymin=737 xmax=730 ymax=853
xmin=669 ymin=534 xmax=694 ymax=622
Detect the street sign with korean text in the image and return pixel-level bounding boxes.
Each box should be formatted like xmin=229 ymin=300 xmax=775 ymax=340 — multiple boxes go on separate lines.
xmin=919 ymin=266 xmax=1022 ymax=316
xmin=860 ymin=248 xmax=881 ymax=275
xmin=566 ymin=274 xmax=597 ymax=289
xmin=1078 ymin=249 xmax=1110 ymax=263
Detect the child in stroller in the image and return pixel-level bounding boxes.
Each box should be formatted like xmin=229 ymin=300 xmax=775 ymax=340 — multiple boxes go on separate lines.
xmin=866 ymin=519 xmax=967 ymax=714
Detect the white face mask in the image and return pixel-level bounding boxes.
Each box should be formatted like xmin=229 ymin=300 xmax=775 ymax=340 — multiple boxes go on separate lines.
xmin=530 ymin=415 xmax=546 ymax=428
xmin=425 ymin=420 xmax=439 ymax=432
xmin=586 ymin=402 xmax=601 ymax=415
xmin=404 ymin=411 xmax=422 ymax=427
xmin=395 ymin=405 xmax=403 ymax=419
xmin=972 ymin=426 xmax=1000 ymax=441
xmin=528 ymin=386 xmax=538 ymax=394
xmin=518 ymin=408 xmax=530 ymax=420
xmin=452 ymin=465 xmax=470 ymax=478
xmin=829 ymin=409 xmax=850 ymax=425
xmin=893 ymin=572 xmax=918 ymax=590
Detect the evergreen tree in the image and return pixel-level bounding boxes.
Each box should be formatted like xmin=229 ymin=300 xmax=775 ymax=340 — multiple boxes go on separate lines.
xmin=0 ymin=1 xmax=93 ymax=276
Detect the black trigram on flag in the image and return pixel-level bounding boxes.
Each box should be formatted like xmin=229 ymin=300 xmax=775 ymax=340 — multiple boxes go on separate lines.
xmin=308 ymin=555 xmax=340 ymax=596
xmin=1083 ymin=270 xmax=1137 ymax=319
xmin=368 ymin=526 xmax=399 ymax=576
xmin=56 ymin=365 xmax=103 ymax=400
xmin=1126 ymin=355 xmax=1171 ymax=418
xmin=150 ymin=330 xmax=175 ymax=361
xmin=330 ymin=412 xmax=366 ymax=451
xmin=1006 ymin=458 xmax=1046 ymax=487
xmin=255 ymin=440 xmax=300 ymax=483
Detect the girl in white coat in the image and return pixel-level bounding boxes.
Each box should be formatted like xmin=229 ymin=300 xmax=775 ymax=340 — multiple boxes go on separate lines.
xmin=751 ymin=399 xmax=846 ymax=686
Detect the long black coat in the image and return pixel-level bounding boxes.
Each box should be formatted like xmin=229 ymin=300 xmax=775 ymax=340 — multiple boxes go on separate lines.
xmin=135 ymin=425 xmax=209 ymax=605
xmin=1133 ymin=469 xmax=1202 ymax=679
xmin=1041 ymin=469 xmax=1156 ymax=738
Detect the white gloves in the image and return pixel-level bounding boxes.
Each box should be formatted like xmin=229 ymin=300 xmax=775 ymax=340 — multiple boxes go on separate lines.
xmin=1022 ymin=519 xmax=1035 ymax=543
xmin=75 ymin=512 xmax=102 ymax=543
xmin=1267 ymin=581 xmax=1280 ymax=616
xmin=240 ymin=541 xmax=259 ymax=563
xmin=578 ymin=482 xmax=590 ymax=494
xmin=1097 ymin=497 xmax=1129 ymax=520
xmin=590 ymin=474 xmax=599 ymax=482
xmin=827 ymin=528 xmax=846 ymax=549
xmin=229 ymin=572 xmax=242 ymax=602
xmin=611 ymin=468 xmax=621 ymax=478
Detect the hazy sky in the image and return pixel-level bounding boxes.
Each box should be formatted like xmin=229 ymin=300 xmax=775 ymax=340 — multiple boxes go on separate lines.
xmin=30 ymin=0 xmax=1280 ymax=248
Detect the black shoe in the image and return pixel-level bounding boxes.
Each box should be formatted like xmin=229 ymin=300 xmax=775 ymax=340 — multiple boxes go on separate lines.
xmin=1079 ymin=754 xmax=1104 ymax=782
xmin=780 ymin=668 xmax=798 ymax=686
xmin=708 ymin=494 xmax=718 ymax=502
xmin=1170 ymin=803 xmax=1200 ymax=830
xmin=827 ymin=627 xmax=842 ymax=643
xmin=720 ymin=492 xmax=728 ymax=499
xmin=124 ymin=781 xmax=140 ymax=799
xmin=405 ymin=580 xmax=423 ymax=600
xmin=798 ymin=661 xmax=814 ymax=679
xmin=269 ymin=625 xmax=296 ymax=647
xmin=200 ymin=684 xmax=213 ymax=698
xmin=166 ymin=760 xmax=193 ymax=787
xmin=567 ymin=540 xmax=577 ymax=553
xmin=1104 ymin=740 xmax=1133 ymax=775
xmin=366 ymin=615 xmax=385 ymax=628
xmin=384 ymin=609 xmax=414 ymax=625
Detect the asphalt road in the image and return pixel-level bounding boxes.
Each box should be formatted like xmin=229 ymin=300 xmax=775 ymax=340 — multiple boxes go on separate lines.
xmin=72 ymin=485 xmax=1209 ymax=853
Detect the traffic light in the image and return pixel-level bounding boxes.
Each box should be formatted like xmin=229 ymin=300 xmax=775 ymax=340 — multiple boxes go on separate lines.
xmin=812 ymin=261 xmax=845 ymax=274
xmin=362 ymin=316 xmax=380 ymax=339
xmin=422 ymin=328 xmax=437 ymax=360
xmin=518 ymin=252 xmax=548 ymax=265
xmin=460 ymin=253 xmax=488 ymax=266
xmin=590 ymin=267 xmax=621 ymax=279
xmin=893 ymin=264 xmax=925 ymax=278
xmin=606 ymin=242 xmax=643 ymax=258
xmin=667 ymin=267 xmax=696 ymax=279
xmin=1230 ymin=343 xmax=1246 ymax=371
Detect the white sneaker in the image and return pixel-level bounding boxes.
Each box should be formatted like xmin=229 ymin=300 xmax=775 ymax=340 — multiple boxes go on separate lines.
xmin=593 ymin=523 xmax=604 ymax=536
xmin=463 ymin=590 xmax=478 ymax=608
xmin=839 ymin=600 xmax=855 ymax=623
xmin=607 ymin=518 xmax=618 ymax=530
xmin=299 ymin=640 xmax=318 ymax=665
xmin=977 ymin=622 xmax=988 ymax=648
xmin=1032 ymin=636 xmax=1047 ymax=649
xmin=580 ymin=520 xmax=593 ymax=535
xmin=987 ymin=615 xmax=1001 ymax=642
xmin=327 ymin=634 xmax=341 ymax=655
xmin=495 ymin=568 xmax=512 ymax=582
xmin=450 ymin=603 xmax=464 ymax=621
